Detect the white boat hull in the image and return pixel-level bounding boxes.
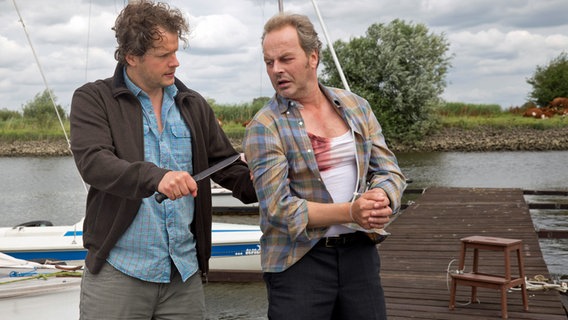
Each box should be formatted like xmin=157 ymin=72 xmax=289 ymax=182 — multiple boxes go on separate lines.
xmin=0 ymin=220 xmax=262 ymax=272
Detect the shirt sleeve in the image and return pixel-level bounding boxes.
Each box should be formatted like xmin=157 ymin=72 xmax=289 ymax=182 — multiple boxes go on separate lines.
xmin=243 ymin=113 xmax=324 ymax=243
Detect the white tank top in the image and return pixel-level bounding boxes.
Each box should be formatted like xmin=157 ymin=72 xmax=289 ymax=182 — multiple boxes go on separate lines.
xmin=308 ymin=130 xmax=357 ymax=236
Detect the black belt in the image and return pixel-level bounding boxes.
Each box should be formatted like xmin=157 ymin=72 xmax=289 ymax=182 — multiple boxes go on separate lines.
xmin=317 ymin=231 xmax=367 ymax=247
xmin=317 ymin=231 xmax=388 ymax=247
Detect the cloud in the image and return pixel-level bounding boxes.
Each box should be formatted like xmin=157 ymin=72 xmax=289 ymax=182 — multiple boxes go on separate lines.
xmin=1 ymin=0 xmax=568 ymax=111
xmin=187 ymin=14 xmax=251 ymax=55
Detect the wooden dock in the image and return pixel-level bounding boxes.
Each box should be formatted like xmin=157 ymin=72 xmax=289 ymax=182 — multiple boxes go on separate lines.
xmin=380 ymin=187 xmax=567 ymax=319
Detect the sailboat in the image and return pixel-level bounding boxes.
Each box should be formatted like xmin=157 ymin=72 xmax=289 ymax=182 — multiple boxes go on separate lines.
xmin=0 ymin=218 xmax=262 ymax=272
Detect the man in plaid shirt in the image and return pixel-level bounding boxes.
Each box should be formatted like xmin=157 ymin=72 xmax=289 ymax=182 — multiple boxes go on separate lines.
xmin=244 ymin=12 xmax=407 ymax=320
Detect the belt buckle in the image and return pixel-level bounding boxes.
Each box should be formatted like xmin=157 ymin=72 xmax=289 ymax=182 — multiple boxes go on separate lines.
xmin=324 ymin=236 xmax=344 ymax=247
xmin=324 ymin=237 xmax=335 ymax=247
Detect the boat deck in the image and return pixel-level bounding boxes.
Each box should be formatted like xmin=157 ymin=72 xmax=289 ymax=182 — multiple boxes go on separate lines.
xmin=380 ymin=187 xmax=567 ymax=319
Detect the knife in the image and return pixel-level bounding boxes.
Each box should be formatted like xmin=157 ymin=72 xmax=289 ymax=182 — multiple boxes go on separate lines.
xmin=154 ymin=154 xmax=241 ymax=203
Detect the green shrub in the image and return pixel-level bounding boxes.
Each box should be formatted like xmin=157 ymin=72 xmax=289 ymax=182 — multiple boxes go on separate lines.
xmin=210 ymin=97 xmax=268 ymax=124
xmin=22 ymin=89 xmax=67 ymax=126
xmin=0 ymin=109 xmax=22 ymax=121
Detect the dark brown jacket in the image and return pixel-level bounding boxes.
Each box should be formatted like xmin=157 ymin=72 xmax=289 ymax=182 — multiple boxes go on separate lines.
xmin=70 ymin=64 xmax=256 ymax=276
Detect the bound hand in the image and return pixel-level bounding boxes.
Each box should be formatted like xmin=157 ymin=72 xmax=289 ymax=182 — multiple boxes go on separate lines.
xmin=350 ymin=188 xmax=392 ymax=229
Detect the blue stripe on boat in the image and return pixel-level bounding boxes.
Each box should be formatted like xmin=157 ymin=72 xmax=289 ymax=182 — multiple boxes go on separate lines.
xmin=7 ymin=250 xmax=87 ymax=261
xmin=63 ymin=231 xmax=83 ymax=236
xmin=5 ymin=244 xmax=260 ymax=262
xmin=211 ymin=244 xmax=261 ymax=257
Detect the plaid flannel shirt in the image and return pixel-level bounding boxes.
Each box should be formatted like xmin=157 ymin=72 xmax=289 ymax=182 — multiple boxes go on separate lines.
xmin=243 ymin=85 xmax=406 ymax=272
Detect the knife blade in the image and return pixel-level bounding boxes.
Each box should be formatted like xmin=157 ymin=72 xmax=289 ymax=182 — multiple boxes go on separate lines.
xmin=154 ymin=154 xmax=241 ymax=203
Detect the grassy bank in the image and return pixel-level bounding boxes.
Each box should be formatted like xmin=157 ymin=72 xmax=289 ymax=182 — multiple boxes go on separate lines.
xmin=2 ymin=123 xmax=568 ymax=157
xmin=439 ymin=114 xmax=568 ymax=130
xmin=2 ymin=102 xmax=568 ymax=156
xmin=4 ymin=100 xmax=568 ymax=141
xmin=0 ymin=117 xmax=69 ymax=142
xmin=2 ymin=115 xmax=568 ymax=143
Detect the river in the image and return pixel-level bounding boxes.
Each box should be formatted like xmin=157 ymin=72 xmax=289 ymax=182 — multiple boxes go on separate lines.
xmin=0 ymin=151 xmax=566 ymax=319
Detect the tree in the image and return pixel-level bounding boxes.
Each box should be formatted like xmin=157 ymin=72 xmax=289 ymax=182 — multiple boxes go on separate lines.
xmin=22 ymin=89 xmax=66 ymax=125
xmin=526 ymin=52 xmax=568 ymax=107
xmin=320 ymin=19 xmax=452 ymax=143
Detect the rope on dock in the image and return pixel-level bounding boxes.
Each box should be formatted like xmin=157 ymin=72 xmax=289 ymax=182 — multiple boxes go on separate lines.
xmin=511 ymin=275 xmax=568 ymax=293
xmin=445 ymin=260 xmax=567 ymax=297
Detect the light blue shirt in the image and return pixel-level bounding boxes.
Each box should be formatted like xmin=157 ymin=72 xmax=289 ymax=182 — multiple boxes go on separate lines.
xmin=107 ymin=69 xmax=197 ymax=283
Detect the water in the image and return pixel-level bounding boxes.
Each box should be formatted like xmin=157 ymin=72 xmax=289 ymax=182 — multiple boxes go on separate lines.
xmin=0 ymin=152 xmax=566 ymax=318
xmin=397 ymin=151 xmax=568 ymax=190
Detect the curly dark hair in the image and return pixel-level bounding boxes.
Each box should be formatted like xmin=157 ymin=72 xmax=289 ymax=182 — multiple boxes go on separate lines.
xmin=113 ymin=0 xmax=189 ymax=65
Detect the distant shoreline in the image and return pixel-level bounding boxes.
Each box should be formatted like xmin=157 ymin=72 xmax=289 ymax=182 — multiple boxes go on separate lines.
xmin=0 ymin=140 xmax=72 ymax=157
xmin=1 ymin=126 xmax=568 ymax=157
xmin=391 ymin=126 xmax=568 ymax=153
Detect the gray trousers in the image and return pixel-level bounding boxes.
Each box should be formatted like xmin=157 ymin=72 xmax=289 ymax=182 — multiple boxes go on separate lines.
xmin=79 ymin=262 xmax=205 ymax=320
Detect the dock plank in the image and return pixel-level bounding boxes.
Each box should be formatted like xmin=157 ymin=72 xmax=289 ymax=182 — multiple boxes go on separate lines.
xmin=380 ymin=187 xmax=567 ymax=319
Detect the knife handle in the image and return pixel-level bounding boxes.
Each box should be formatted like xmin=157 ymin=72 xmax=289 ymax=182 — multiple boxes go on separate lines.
xmin=155 ymin=192 xmax=168 ymax=203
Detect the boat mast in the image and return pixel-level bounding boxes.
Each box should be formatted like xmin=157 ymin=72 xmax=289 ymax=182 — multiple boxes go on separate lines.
xmin=12 ymin=0 xmax=89 ymax=195
xmin=277 ymin=0 xmax=350 ymax=91
xmin=310 ymin=0 xmax=350 ymax=92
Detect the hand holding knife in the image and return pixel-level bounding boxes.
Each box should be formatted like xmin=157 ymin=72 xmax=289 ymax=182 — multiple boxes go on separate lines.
xmin=154 ymin=154 xmax=240 ymax=203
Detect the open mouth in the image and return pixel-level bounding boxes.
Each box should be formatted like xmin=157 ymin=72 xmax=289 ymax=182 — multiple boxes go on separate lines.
xmin=277 ymin=79 xmax=290 ymax=89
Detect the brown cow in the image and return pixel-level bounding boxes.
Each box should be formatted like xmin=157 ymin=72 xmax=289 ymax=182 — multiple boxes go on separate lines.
xmin=522 ymin=107 xmax=555 ymax=119
xmin=550 ymin=97 xmax=568 ymax=109
xmin=523 ymin=107 xmax=544 ymax=118
xmin=542 ymin=107 xmax=556 ymax=118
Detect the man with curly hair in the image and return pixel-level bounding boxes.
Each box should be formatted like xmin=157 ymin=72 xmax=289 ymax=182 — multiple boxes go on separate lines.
xmin=70 ymin=1 xmax=256 ymax=319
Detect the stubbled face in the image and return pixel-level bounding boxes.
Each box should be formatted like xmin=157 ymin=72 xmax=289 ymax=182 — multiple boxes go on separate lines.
xmin=262 ymin=25 xmax=318 ymax=101
xmin=126 ymin=27 xmax=180 ymax=95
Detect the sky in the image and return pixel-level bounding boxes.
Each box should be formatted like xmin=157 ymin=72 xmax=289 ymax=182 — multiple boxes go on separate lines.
xmin=1 ymin=0 xmax=568 ymax=113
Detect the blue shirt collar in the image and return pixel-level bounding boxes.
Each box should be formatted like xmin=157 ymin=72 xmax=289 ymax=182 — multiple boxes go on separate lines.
xmin=123 ymin=67 xmax=178 ymax=99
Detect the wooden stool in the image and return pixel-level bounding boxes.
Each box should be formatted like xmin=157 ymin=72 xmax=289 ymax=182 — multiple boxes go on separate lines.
xmin=449 ymin=236 xmax=529 ymax=319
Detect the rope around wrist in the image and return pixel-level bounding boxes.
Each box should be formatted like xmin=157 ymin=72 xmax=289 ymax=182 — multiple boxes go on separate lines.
xmin=349 ymin=192 xmax=361 ymax=222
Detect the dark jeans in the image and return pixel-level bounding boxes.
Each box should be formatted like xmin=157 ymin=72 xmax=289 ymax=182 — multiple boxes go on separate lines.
xmin=263 ymin=234 xmax=387 ymax=320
